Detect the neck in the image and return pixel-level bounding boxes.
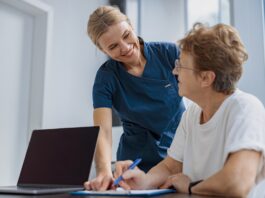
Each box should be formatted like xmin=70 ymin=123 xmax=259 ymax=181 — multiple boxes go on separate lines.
xmin=197 ymin=91 xmax=231 ymax=124
xmin=125 ymin=45 xmax=146 ymax=76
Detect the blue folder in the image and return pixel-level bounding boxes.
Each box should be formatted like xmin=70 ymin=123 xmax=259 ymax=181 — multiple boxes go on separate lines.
xmin=71 ymin=188 xmax=176 ymax=196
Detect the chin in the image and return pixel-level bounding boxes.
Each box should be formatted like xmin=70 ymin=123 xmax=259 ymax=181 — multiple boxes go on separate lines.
xmin=179 ymin=89 xmax=188 ymax=98
xmin=178 ymin=90 xmax=183 ymax=97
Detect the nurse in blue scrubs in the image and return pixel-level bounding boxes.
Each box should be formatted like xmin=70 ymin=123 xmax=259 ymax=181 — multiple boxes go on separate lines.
xmin=84 ymin=5 xmax=185 ymax=190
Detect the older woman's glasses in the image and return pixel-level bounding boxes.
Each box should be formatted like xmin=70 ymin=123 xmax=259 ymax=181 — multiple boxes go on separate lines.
xmin=174 ymin=59 xmax=197 ymax=72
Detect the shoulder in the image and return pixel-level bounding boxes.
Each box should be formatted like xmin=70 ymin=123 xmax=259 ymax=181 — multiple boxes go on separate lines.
xmin=96 ymin=59 xmax=116 ymax=74
xmin=221 ymin=90 xmax=265 ymax=137
xmin=93 ymin=60 xmax=121 ymax=93
xmin=146 ymin=41 xmax=180 ymax=55
xmin=93 ymin=60 xmax=118 ymax=103
xmin=227 ymin=89 xmax=265 ymax=114
xmin=181 ymin=102 xmax=201 ymax=124
xmin=143 ymin=41 xmax=180 ymax=68
xmin=186 ymin=102 xmax=201 ymax=115
xmin=223 ymin=90 xmax=265 ymax=159
xmin=95 ymin=60 xmax=118 ymax=82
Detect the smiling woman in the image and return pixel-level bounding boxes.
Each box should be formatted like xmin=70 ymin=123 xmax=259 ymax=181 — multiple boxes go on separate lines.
xmin=97 ymin=21 xmax=146 ymax=76
xmin=84 ymin=5 xmax=185 ymax=191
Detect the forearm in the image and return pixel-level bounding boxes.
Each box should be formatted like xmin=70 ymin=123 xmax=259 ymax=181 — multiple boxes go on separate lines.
xmin=93 ymin=108 xmax=113 ymax=175
xmin=192 ymin=170 xmax=252 ymax=197
xmin=192 ymin=150 xmax=260 ymax=197
xmin=145 ymin=157 xmax=182 ymax=189
xmin=94 ymin=131 xmax=112 ymax=174
xmin=144 ymin=163 xmax=171 ymax=188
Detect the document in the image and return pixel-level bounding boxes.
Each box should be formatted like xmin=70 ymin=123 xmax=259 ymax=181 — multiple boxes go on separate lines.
xmin=71 ymin=188 xmax=176 ymax=196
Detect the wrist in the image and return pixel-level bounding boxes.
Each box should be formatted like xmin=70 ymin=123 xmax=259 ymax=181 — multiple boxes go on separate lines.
xmin=188 ymin=180 xmax=203 ymax=195
xmin=138 ymin=172 xmax=150 ymax=190
xmin=96 ymin=162 xmax=112 ymax=175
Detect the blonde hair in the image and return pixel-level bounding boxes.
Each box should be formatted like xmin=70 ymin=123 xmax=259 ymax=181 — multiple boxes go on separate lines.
xmin=178 ymin=23 xmax=248 ymax=94
xmin=87 ymin=5 xmax=131 ymax=49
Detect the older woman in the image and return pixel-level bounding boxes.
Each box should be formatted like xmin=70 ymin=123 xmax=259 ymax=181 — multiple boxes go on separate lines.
xmin=84 ymin=6 xmax=185 ymax=190
xmin=114 ymin=23 xmax=265 ymax=197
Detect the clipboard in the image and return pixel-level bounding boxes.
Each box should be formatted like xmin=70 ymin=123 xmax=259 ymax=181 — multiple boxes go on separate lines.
xmin=71 ymin=188 xmax=176 ymax=196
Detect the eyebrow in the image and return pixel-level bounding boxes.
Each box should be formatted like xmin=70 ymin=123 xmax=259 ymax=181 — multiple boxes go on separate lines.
xmin=108 ymin=43 xmax=117 ymax=49
xmin=122 ymin=30 xmax=130 ymax=37
xmin=179 ymin=59 xmax=183 ymax=66
xmin=107 ymin=30 xmax=130 ymax=49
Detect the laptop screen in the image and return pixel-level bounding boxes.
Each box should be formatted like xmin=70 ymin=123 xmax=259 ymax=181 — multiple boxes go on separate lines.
xmin=18 ymin=126 xmax=99 ymax=186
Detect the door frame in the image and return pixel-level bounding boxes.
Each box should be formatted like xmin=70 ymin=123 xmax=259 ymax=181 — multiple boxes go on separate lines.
xmin=0 ymin=0 xmax=53 ymax=138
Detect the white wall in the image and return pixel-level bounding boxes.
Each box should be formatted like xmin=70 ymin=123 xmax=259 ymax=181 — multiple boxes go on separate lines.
xmin=39 ymin=0 xmax=110 ymax=180
xmin=140 ymin=0 xmax=186 ymax=42
xmin=0 ymin=1 xmax=33 ymax=184
xmin=0 ymin=0 xmax=109 ymax=184
xmin=40 ymin=0 xmax=108 ymax=128
xmin=232 ymin=0 xmax=265 ymax=104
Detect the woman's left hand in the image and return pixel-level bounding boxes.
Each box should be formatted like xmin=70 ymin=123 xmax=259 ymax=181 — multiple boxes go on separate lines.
xmin=159 ymin=173 xmax=191 ymax=193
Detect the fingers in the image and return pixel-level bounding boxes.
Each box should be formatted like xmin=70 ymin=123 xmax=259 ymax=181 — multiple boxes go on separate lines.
xmin=119 ymin=180 xmax=131 ymax=190
xmin=83 ymin=181 xmax=91 ymax=190
xmin=90 ymin=177 xmax=102 ymax=190
xmin=122 ymin=169 xmax=139 ymax=180
xmin=84 ymin=175 xmax=113 ymax=191
xmin=122 ymin=169 xmax=147 ymax=190
xmin=114 ymin=160 xmax=133 ymax=179
xmin=99 ymin=177 xmax=113 ymax=191
xmin=85 ymin=161 xmax=144 ymax=191
xmin=84 ymin=179 xmax=101 ymax=190
xmin=114 ymin=160 xmax=145 ymax=190
xmin=159 ymin=175 xmax=176 ymax=189
xmin=159 ymin=179 xmax=172 ymax=189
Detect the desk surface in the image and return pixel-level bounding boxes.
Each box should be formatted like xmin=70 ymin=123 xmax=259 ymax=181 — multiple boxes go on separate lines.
xmin=0 ymin=193 xmax=220 ymax=198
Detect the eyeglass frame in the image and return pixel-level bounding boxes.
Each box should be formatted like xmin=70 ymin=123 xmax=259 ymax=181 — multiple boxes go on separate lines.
xmin=174 ymin=59 xmax=199 ymax=72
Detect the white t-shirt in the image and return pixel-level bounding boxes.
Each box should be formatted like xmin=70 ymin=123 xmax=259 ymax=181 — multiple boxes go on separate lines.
xmin=168 ymin=89 xmax=265 ymax=183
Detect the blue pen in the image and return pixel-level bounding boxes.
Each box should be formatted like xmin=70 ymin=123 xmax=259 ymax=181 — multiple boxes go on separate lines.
xmin=113 ymin=158 xmax=142 ymax=186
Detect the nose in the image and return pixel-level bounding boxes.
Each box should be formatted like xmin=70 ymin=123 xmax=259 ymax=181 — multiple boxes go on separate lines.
xmin=172 ymin=66 xmax=179 ymax=76
xmin=120 ymin=41 xmax=130 ymax=55
xmin=172 ymin=69 xmax=179 ymax=82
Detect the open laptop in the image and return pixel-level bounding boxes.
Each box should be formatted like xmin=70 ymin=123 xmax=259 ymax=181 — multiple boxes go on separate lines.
xmin=0 ymin=126 xmax=99 ymax=195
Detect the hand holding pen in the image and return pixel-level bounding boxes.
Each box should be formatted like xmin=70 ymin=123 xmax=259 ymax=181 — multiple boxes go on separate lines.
xmin=113 ymin=158 xmax=142 ymax=187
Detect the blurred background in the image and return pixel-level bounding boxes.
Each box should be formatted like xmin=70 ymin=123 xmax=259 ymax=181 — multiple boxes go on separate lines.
xmin=0 ymin=0 xmax=264 ymax=185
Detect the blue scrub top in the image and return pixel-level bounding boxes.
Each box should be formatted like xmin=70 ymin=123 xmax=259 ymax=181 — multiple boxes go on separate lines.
xmin=93 ymin=38 xmax=185 ymax=172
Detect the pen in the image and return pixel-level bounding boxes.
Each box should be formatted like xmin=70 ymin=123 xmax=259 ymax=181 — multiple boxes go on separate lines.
xmin=113 ymin=158 xmax=142 ymax=186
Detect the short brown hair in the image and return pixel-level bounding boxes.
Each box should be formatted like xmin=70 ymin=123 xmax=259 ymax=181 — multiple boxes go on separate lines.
xmin=87 ymin=5 xmax=131 ymax=49
xmin=178 ymin=23 xmax=248 ymax=94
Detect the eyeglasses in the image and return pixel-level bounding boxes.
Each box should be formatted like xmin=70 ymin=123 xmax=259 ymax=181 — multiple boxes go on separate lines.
xmin=174 ymin=59 xmax=198 ymax=72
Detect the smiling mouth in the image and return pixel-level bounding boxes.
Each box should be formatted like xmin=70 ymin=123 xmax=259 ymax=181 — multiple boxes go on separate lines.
xmin=122 ymin=46 xmax=134 ymax=57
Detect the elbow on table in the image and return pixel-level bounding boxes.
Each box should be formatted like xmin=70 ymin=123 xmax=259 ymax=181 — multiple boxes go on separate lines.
xmin=224 ymin=179 xmax=255 ymax=198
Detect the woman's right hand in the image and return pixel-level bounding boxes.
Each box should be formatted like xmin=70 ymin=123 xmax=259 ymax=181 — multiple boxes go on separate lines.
xmin=84 ymin=170 xmax=114 ymax=191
